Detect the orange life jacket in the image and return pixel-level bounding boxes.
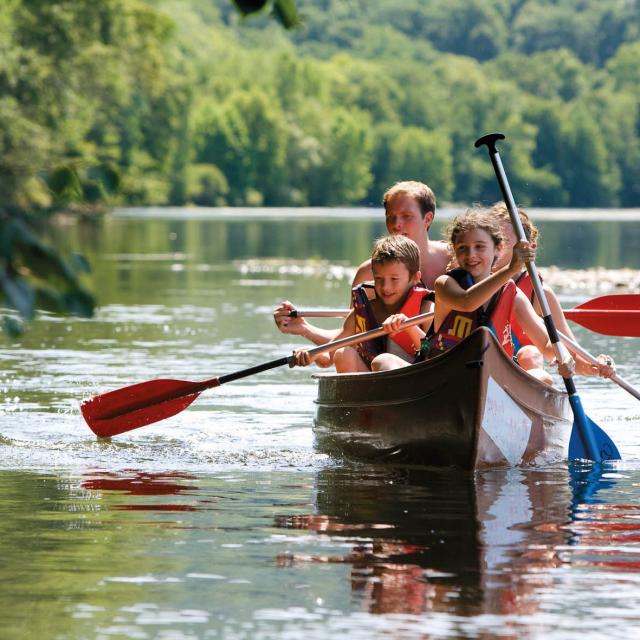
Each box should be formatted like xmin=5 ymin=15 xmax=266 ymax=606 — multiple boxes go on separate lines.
xmin=352 ymin=283 xmax=433 ymax=368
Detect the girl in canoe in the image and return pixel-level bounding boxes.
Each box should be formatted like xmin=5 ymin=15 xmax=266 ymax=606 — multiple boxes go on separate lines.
xmin=292 ymin=235 xmax=433 ymax=372
xmin=425 ymin=208 xmax=575 ymax=382
xmin=490 ymin=202 xmax=616 ymax=381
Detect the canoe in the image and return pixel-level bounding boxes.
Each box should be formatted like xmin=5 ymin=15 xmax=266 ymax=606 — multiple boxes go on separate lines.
xmin=312 ymin=327 xmax=573 ymax=469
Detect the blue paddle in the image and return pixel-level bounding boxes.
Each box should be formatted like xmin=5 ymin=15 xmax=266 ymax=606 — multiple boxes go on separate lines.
xmin=475 ymin=133 xmax=620 ymax=462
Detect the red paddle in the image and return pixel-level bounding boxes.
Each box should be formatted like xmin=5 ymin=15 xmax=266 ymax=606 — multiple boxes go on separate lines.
xmin=81 ymin=311 xmax=434 ymax=438
xmin=291 ymin=294 xmax=640 ymax=337
xmin=563 ymin=294 xmax=640 ymax=337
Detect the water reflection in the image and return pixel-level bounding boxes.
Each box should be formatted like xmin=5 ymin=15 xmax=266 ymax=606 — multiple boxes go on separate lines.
xmin=3 ymin=466 xmax=640 ymax=637
xmin=272 ymin=465 xmax=628 ymax=622
xmin=81 ymin=470 xmax=198 ymax=495
xmin=568 ymin=462 xmax=640 ymax=571
xmin=80 ymin=470 xmax=204 ymax=511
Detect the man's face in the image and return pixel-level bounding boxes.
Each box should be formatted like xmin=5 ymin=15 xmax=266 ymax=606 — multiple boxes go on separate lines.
xmin=385 ymin=195 xmax=432 ymax=243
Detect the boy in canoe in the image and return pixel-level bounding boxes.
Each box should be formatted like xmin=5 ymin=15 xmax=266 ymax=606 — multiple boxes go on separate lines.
xmin=490 ymin=202 xmax=616 ymax=381
xmin=292 ymin=235 xmax=433 ymax=372
xmin=425 ymin=208 xmax=575 ymax=382
xmin=274 ymin=181 xmax=449 ymax=345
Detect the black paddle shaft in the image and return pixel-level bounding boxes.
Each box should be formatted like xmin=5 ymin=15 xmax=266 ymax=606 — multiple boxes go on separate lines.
xmin=218 ymin=356 xmax=293 ymax=385
xmin=474 ymin=132 xmax=577 ymax=395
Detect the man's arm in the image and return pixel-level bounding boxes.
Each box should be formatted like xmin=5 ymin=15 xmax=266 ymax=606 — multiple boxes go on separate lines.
xmin=272 ymin=259 xmax=374 ymax=346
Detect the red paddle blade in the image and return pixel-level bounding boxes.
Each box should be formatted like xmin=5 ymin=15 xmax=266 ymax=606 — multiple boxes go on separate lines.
xmin=81 ymin=377 xmax=217 ymax=438
xmin=564 ymin=309 xmax=640 ymax=337
xmin=574 ymin=294 xmax=640 ymax=311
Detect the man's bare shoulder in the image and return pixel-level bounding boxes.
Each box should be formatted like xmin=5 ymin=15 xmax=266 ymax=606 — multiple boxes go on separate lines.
xmin=430 ymin=240 xmax=450 ymax=255
xmin=352 ymin=259 xmax=373 ymax=287
xmin=429 ymin=240 xmax=451 ymax=266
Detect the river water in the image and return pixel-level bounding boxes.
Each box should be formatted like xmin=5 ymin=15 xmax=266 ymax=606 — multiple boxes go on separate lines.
xmin=1 ymin=208 xmax=640 ymax=639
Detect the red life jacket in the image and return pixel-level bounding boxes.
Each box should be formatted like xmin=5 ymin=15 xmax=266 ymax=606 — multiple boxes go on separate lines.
xmin=428 ymin=269 xmax=516 ymax=358
xmin=352 ymin=283 xmax=433 ymax=368
xmin=511 ymin=271 xmax=543 ymax=352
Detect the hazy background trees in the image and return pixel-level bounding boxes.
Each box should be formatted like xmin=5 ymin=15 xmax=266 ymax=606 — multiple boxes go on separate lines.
xmin=2 ymin=0 xmax=639 ymax=215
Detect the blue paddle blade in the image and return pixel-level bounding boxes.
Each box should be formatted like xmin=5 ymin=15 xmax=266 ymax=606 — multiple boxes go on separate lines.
xmin=568 ymin=395 xmax=621 ymax=462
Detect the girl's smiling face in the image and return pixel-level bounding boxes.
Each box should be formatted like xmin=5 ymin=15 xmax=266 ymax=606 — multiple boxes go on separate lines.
xmin=372 ymin=260 xmax=420 ymax=310
xmin=453 ymin=228 xmax=502 ymax=280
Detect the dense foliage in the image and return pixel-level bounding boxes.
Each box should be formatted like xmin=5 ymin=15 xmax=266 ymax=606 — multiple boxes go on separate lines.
xmin=1 ymin=0 xmax=639 ymax=215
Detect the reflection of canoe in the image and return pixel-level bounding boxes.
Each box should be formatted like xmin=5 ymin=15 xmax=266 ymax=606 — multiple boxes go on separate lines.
xmin=312 ymin=327 xmax=572 ymax=468
xmin=276 ymin=466 xmax=574 ymax=617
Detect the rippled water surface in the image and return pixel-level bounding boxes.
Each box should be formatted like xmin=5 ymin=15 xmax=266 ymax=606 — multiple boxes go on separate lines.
xmin=1 ymin=209 xmax=639 ymax=639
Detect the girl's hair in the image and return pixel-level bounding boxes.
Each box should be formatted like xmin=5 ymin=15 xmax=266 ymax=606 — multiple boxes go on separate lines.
xmin=490 ymin=202 xmax=539 ymax=244
xmin=383 ymin=180 xmax=436 ymax=217
xmin=371 ymin=235 xmax=420 ymax=277
xmin=444 ymin=208 xmax=504 ymax=247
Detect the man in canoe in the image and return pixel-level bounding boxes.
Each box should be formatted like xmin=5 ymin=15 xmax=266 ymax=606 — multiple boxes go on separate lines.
xmin=490 ymin=202 xmax=616 ymax=381
xmin=273 ymin=180 xmax=450 ymax=345
xmin=291 ymin=235 xmax=433 ymax=372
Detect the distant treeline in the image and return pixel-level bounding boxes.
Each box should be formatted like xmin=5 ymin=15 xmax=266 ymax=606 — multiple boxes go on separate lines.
xmin=2 ymin=0 xmax=639 ymax=214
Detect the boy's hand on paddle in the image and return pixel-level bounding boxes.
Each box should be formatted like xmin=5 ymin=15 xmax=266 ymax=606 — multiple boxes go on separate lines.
xmin=290 ymin=348 xmax=331 ymax=368
xmin=509 ymin=240 xmax=536 ymax=273
xmin=291 ymin=347 xmax=313 ymax=367
xmin=594 ymin=354 xmax=616 ymax=378
xmin=274 ymin=300 xmax=307 ymax=336
xmin=382 ymin=313 xmax=408 ymax=334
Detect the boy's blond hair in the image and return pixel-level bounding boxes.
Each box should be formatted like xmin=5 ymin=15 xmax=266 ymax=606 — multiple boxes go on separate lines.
xmin=383 ymin=181 xmax=436 ymax=217
xmin=490 ymin=202 xmax=539 ymax=244
xmin=445 ymin=208 xmax=504 ymax=247
xmin=371 ymin=235 xmax=420 ymax=277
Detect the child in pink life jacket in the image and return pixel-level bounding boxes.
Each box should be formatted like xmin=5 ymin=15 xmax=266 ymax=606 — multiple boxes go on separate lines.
xmin=490 ymin=202 xmax=615 ymax=382
xmin=292 ymin=235 xmax=433 ymax=373
xmin=427 ymin=208 xmax=575 ymax=384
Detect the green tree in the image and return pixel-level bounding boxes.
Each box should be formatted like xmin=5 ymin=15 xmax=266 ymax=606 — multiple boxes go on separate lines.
xmin=0 ymin=214 xmax=95 ymax=336
xmin=369 ymin=125 xmax=453 ymax=203
xmin=193 ymin=89 xmax=288 ymax=205
xmin=560 ymin=105 xmax=620 ymax=207
xmin=305 ymin=107 xmax=373 ymax=205
xmin=419 ymin=0 xmax=510 ymax=61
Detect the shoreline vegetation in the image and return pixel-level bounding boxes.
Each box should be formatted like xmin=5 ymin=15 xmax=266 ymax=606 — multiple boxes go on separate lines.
xmin=1 ymin=0 xmax=639 ymax=219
